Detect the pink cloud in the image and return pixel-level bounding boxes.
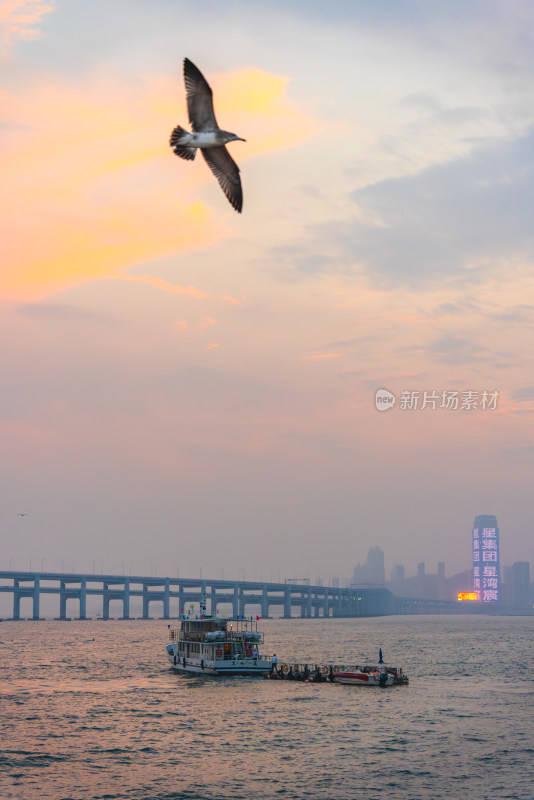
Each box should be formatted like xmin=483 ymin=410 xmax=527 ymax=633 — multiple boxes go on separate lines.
xmin=0 ymin=0 xmax=54 ymax=50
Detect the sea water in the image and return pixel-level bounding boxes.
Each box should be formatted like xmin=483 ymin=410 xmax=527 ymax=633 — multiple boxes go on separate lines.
xmin=0 ymin=615 xmax=533 ymax=800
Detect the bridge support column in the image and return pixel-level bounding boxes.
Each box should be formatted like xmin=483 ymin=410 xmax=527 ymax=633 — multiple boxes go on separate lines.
xmin=232 ymin=585 xmax=239 ymax=618
xmin=142 ymin=584 xmax=150 ymax=619
xmin=261 ymin=588 xmax=269 ymax=618
xmin=59 ymin=581 xmax=67 ymax=619
xmin=323 ymin=592 xmax=329 ymax=617
xmin=306 ymin=589 xmax=312 ymax=618
xmin=103 ymin=583 xmax=110 ymax=620
xmin=13 ymin=580 xmax=20 ymax=620
xmin=122 ymin=581 xmax=130 ymax=619
xmin=284 ymin=587 xmax=291 ymax=618
xmin=79 ymin=579 xmax=87 ymax=620
xmin=336 ymin=591 xmax=343 ymax=617
xmin=163 ymin=580 xmax=170 ymax=619
xmin=32 ymin=578 xmax=40 ymax=620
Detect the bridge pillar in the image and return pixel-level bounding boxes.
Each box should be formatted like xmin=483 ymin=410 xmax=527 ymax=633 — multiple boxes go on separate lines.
xmin=232 ymin=585 xmax=239 ymax=618
xmin=336 ymin=590 xmax=343 ymax=617
xmin=32 ymin=578 xmax=40 ymax=620
xmin=261 ymin=588 xmax=269 ymax=618
xmin=306 ymin=589 xmax=312 ymax=618
xmin=13 ymin=580 xmax=20 ymax=620
xmin=142 ymin=584 xmax=150 ymax=619
xmin=300 ymin=592 xmax=307 ymax=617
xmin=79 ymin=579 xmax=87 ymax=620
xmin=103 ymin=583 xmax=110 ymax=620
xmin=163 ymin=580 xmax=170 ymax=619
xmin=122 ymin=581 xmax=130 ymax=620
xmin=284 ymin=586 xmax=291 ymax=618
xmin=59 ymin=581 xmax=67 ymax=619
xmin=323 ymin=592 xmax=329 ymax=617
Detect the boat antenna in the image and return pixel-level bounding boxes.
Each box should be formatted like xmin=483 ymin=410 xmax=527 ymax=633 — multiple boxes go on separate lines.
xmin=200 ymin=586 xmax=207 ymax=617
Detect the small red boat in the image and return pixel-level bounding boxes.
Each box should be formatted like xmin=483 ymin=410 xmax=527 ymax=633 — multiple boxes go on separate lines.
xmin=333 ymin=666 xmax=407 ymax=686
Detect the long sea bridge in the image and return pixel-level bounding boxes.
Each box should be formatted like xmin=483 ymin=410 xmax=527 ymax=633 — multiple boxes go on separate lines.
xmin=0 ymin=571 xmax=394 ymax=620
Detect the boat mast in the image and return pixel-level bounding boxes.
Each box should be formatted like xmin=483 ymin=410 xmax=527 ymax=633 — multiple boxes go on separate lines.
xmin=200 ymin=586 xmax=207 ymax=617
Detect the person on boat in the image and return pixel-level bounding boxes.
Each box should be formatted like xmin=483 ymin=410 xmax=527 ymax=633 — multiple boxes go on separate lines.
xmin=271 ymin=653 xmax=277 ymax=673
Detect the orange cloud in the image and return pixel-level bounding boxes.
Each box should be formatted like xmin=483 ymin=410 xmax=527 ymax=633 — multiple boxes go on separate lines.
xmin=0 ymin=0 xmax=54 ymax=51
xmin=1 ymin=66 xmax=315 ymax=301
xmin=212 ymin=68 xmax=317 ymax=156
xmin=120 ymin=274 xmax=208 ymax=300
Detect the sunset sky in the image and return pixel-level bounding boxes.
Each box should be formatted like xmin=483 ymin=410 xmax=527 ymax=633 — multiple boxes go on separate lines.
xmin=1 ymin=0 xmax=533 ymax=592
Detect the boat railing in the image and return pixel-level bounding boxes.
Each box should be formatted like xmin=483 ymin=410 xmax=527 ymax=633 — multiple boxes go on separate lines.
xmin=177 ymin=631 xmax=264 ymax=645
xmin=169 ymin=628 xmax=264 ymax=644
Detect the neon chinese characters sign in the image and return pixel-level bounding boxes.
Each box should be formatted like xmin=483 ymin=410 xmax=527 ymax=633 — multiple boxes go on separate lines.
xmin=472 ymin=514 xmax=500 ymax=603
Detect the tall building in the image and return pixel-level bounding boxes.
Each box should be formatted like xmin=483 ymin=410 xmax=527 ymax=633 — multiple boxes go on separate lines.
xmin=472 ymin=514 xmax=500 ymax=603
xmin=367 ymin=547 xmax=385 ymax=584
xmin=511 ymin=562 xmax=531 ymax=609
xmin=352 ymin=547 xmax=385 ymax=586
xmin=437 ymin=562 xmax=446 ymax=600
xmin=390 ymin=564 xmax=405 ymax=583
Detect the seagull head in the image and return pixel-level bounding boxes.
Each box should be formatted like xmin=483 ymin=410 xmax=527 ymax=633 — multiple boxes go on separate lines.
xmin=223 ymin=131 xmax=246 ymax=143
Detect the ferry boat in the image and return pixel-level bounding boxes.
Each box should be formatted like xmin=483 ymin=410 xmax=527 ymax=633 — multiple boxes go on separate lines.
xmin=333 ymin=665 xmax=408 ymax=686
xmin=166 ymin=598 xmax=272 ymax=676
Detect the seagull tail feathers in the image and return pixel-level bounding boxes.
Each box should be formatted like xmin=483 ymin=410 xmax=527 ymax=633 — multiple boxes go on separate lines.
xmin=170 ymin=125 xmax=196 ymax=160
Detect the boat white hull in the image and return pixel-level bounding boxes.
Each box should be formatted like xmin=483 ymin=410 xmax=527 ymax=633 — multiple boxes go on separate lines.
xmin=334 ymin=671 xmax=395 ymax=686
xmin=167 ymin=653 xmax=271 ymax=676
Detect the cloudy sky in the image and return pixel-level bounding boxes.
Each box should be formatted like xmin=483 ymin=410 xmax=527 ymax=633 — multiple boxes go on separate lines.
xmin=1 ymin=0 xmax=533 ymax=590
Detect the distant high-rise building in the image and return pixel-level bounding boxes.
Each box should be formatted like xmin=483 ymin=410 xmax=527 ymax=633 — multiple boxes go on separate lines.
xmin=437 ymin=562 xmax=446 ymax=600
xmin=366 ymin=547 xmax=385 ymax=584
xmin=511 ymin=562 xmax=531 ymax=609
xmin=472 ymin=514 xmax=500 ymax=603
xmin=353 ymin=547 xmax=385 ymax=586
xmin=352 ymin=562 xmax=367 ymax=584
xmin=390 ymin=564 xmax=405 ymax=583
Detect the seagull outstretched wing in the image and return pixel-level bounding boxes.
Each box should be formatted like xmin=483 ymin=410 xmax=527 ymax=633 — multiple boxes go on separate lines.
xmin=184 ymin=58 xmax=218 ymax=132
xmin=202 ymin=146 xmax=243 ymax=213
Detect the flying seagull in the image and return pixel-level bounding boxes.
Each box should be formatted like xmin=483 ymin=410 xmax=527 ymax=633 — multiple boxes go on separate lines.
xmin=169 ymin=58 xmax=246 ymax=213
xmin=17 ymin=513 xmax=27 ymax=516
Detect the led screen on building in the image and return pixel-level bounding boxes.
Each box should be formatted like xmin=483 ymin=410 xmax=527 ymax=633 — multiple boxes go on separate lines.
xmin=472 ymin=515 xmax=500 ymax=603
xmin=458 ymin=592 xmax=479 ymax=601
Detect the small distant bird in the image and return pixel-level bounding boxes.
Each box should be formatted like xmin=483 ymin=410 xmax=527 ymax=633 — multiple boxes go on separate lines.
xmin=17 ymin=513 xmax=27 ymax=517
xmin=170 ymin=58 xmax=246 ymax=213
